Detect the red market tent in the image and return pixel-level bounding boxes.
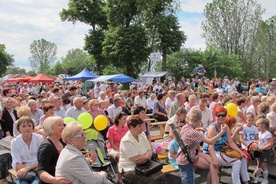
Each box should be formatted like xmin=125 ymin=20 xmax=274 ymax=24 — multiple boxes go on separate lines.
xmin=7 ymin=76 xmax=34 ymax=83
xmin=29 ymin=74 xmax=55 ymax=82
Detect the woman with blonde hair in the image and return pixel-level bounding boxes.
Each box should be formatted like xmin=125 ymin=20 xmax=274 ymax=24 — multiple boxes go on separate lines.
xmin=37 ymin=116 xmax=71 ymax=184
xmin=13 ymin=105 xmax=32 ymax=137
xmin=56 ymin=122 xmax=111 ymax=184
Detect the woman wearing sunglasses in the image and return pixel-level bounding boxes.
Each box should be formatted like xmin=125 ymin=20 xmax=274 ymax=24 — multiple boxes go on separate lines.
xmin=202 ymin=106 xmax=250 ymax=184
xmin=55 ymin=122 xmax=111 ymax=184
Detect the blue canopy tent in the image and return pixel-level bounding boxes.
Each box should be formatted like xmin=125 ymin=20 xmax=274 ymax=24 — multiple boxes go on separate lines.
xmin=63 ymin=68 xmax=98 ymax=81
xmin=87 ymin=74 xmax=137 ymax=83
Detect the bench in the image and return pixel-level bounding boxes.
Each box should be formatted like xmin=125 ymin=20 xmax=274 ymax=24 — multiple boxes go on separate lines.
xmin=158 ymin=150 xmax=169 ymax=163
xmin=150 ymin=121 xmax=166 ymax=135
xmin=8 ymin=169 xmax=17 ymax=183
xmin=161 ymin=164 xmax=178 ymax=174
xmin=150 ymin=135 xmax=163 ymax=142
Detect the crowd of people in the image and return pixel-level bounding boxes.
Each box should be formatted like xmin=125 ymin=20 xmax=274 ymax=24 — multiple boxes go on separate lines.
xmin=0 ymin=74 xmax=275 ymax=184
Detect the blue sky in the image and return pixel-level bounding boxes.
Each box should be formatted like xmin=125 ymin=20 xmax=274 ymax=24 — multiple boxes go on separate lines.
xmin=0 ymin=0 xmax=274 ymax=72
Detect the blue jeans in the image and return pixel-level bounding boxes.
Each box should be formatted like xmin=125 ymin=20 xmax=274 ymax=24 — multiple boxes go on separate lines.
xmin=179 ymin=163 xmax=194 ymax=184
xmin=16 ymin=176 xmax=40 ymax=184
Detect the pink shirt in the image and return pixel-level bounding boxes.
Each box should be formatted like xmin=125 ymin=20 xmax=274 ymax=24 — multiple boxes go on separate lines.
xmin=106 ymin=125 xmax=128 ymax=149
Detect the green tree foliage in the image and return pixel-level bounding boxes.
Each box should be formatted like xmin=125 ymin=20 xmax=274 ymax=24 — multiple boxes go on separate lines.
xmin=60 ymin=0 xmax=108 ymax=75
xmin=59 ymin=48 xmax=94 ymax=75
xmin=201 ymin=0 xmax=265 ymax=78
xmin=29 ymin=38 xmax=57 ymax=73
xmin=163 ymin=47 xmax=244 ymax=81
xmin=5 ymin=67 xmax=26 ymax=75
xmin=0 ymin=44 xmax=14 ymax=77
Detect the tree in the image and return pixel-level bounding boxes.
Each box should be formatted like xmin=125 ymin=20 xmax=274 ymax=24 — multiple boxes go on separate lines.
xmin=201 ymin=0 xmax=265 ymax=78
xmin=29 ymin=38 xmax=57 ymax=73
xmin=5 ymin=67 xmax=26 ymax=75
xmin=59 ymin=48 xmax=94 ymax=75
xmin=60 ymin=0 xmax=108 ymax=75
xmin=0 ymin=44 xmax=14 ymax=77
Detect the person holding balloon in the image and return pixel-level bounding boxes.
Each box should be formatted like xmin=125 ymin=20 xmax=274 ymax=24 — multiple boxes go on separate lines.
xmin=106 ymin=112 xmax=128 ymax=183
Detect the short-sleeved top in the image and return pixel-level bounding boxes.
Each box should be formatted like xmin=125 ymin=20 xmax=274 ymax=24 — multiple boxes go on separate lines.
xmin=106 ymin=125 xmax=128 ymax=149
xmin=187 ymin=106 xmax=213 ymax=128
xmin=202 ymin=122 xmax=227 ymax=154
xmin=168 ymin=139 xmax=179 ymax=160
xmin=30 ymin=109 xmax=44 ymax=127
xmin=153 ymin=102 xmax=167 ymax=116
xmin=134 ymin=96 xmax=147 ymax=108
xmin=163 ymin=115 xmax=180 ymax=142
xmin=176 ymin=124 xmax=204 ymax=166
xmin=239 ymin=124 xmax=258 ymax=149
xmin=118 ymin=131 xmax=151 ymax=172
xmin=258 ymin=130 xmax=272 ymax=150
xmin=11 ymin=133 xmax=44 ymax=169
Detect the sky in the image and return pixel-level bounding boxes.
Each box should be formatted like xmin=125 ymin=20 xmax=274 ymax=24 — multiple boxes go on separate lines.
xmin=0 ymin=0 xmax=275 ymax=72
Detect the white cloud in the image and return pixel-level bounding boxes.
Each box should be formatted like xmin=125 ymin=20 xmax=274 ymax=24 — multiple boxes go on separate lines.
xmin=0 ymin=0 xmax=275 ymax=72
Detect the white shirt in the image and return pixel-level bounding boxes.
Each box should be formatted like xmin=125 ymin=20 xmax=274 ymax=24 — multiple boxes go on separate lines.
xmin=239 ymin=124 xmax=258 ymax=149
xmin=107 ymin=105 xmax=122 ymax=122
xmin=11 ymin=133 xmax=43 ymax=169
xmin=99 ymin=83 xmax=107 ymax=91
xmin=134 ymin=96 xmax=147 ymax=108
xmin=54 ymin=107 xmax=66 ymax=118
xmin=94 ymin=85 xmax=100 ymax=98
xmin=146 ymin=98 xmax=156 ymax=110
xmin=165 ymin=97 xmax=177 ymax=108
xmin=118 ymin=131 xmax=151 ymax=172
xmin=65 ymin=106 xmax=86 ymax=120
xmin=267 ymin=111 xmax=276 ymax=129
xmin=187 ymin=106 xmax=213 ymax=128
xmin=258 ymin=130 xmax=272 ymax=149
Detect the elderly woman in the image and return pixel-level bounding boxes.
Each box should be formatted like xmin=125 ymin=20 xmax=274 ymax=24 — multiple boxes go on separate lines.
xmin=55 ymin=122 xmax=111 ymax=184
xmin=163 ymin=106 xmax=186 ymax=142
xmin=37 ymin=116 xmax=71 ymax=184
xmin=88 ymin=99 xmax=106 ymax=122
xmin=203 ymin=106 xmax=250 ymax=184
xmin=118 ymin=115 xmax=167 ymax=184
xmin=11 ymin=116 xmax=44 ymax=184
xmin=13 ymin=105 xmax=32 ymax=137
xmin=39 ymin=103 xmax=55 ymax=125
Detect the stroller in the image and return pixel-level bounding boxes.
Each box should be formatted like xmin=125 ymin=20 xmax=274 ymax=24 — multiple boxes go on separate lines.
xmin=84 ymin=128 xmax=117 ymax=182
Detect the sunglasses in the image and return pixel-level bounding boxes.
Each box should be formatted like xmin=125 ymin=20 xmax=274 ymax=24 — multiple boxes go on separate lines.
xmin=216 ymin=113 xmax=227 ymax=118
xmin=74 ymin=132 xmax=86 ymax=138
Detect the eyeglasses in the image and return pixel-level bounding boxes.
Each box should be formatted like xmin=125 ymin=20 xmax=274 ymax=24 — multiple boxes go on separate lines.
xmin=74 ymin=132 xmax=86 ymax=138
xmin=216 ymin=113 xmax=227 ymax=118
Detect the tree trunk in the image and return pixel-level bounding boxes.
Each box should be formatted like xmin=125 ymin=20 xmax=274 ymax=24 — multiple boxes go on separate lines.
xmin=162 ymin=48 xmax=166 ymax=71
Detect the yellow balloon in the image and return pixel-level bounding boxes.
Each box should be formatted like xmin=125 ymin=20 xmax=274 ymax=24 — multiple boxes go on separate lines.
xmin=77 ymin=112 xmax=93 ymax=129
xmin=63 ymin=117 xmax=76 ymax=124
xmin=94 ymin=115 xmax=108 ymax=131
xmin=226 ymin=103 xmax=238 ymax=117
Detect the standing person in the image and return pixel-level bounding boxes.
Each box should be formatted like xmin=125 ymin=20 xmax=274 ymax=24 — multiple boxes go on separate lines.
xmin=55 ymin=122 xmax=111 ymax=184
xmin=106 ymin=112 xmax=128 ymax=183
xmin=37 ymin=116 xmax=71 ymax=184
xmin=118 ymin=115 xmax=167 ymax=184
xmin=1 ymin=97 xmax=19 ymax=137
xmin=177 ymin=109 xmax=227 ymax=184
xmin=203 ymin=107 xmax=250 ymax=184
xmin=253 ymin=118 xmax=273 ymax=184
xmin=94 ymin=82 xmax=101 ymax=99
xmin=11 ymin=116 xmax=43 ymax=184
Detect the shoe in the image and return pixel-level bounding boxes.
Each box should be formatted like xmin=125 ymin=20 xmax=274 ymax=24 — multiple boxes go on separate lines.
xmin=253 ymin=177 xmax=259 ymax=184
xmin=261 ymin=180 xmax=268 ymax=184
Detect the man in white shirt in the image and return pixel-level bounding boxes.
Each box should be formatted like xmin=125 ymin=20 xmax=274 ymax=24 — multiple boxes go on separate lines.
xmin=99 ymin=82 xmax=107 ymax=92
xmin=28 ymin=99 xmax=44 ymax=126
xmin=146 ymin=93 xmax=156 ymax=113
xmin=94 ymin=82 xmax=101 ymax=99
xmin=53 ymin=97 xmax=66 ymax=118
xmin=107 ymin=97 xmax=122 ymax=124
xmin=65 ymin=97 xmax=86 ymax=120
xmin=134 ymin=91 xmax=149 ymax=113
xmin=187 ymin=98 xmax=213 ymax=128
xmin=165 ymin=90 xmax=177 ymax=110
xmin=28 ymin=83 xmax=38 ymax=95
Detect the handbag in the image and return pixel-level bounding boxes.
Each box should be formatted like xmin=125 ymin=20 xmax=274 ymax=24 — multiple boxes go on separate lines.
xmin=20 ymin=171 xmax=37 ymax=182
xmin=247 ymin=142 xmax=260 ymax=160
xmin=135 ymin=160 xmax=163 ymax=176
xmin=220 ymin=144 xmax=242 ymax=162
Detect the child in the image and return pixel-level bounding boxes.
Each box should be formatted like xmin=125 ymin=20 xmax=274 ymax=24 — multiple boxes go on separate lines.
xmin=253 ymin=118 xmax=273 ymax=184
xmin=168 ymin=139 xmax=179 ymax=169
xmin=240 ymin=112 xmax=259 ymax=162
